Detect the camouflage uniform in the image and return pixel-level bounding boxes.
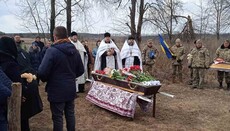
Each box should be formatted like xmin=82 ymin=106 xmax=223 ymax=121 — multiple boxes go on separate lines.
xmin=142 ymin=45 xmax=159 ymax=76
xmin=170 ymin=45 xmax=185 ymax=82
xmin=190 ymin=47 xmax=210 ymax=88
xmin=215 ymin=45 xmax=230 ymax=88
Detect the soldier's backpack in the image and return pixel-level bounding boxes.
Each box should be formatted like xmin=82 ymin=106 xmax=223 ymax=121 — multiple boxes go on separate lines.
xmin=149 ymin=50 xmax=155 ymax=59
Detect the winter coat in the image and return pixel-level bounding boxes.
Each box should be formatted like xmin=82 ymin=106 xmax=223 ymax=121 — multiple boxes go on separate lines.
xmin=215 ymin=44 xmax=230 ymax=62
xmin=142 ymin=45 xmax=159 ymax=65
xmin=0 ymin=37 xmax=21 ymax=82
xmin=33 ymin=41 xmax=44 ymax=52
xmin=92 ymin=47 xmax=98 ymax=58
xmin=16 ymin=41 xmax=27 ymax=52
xmin=190 ymin=47 xmax=210 ymax=68
xmin=170 ymin=45 xmax=185 ymax=65
xmin=17 ymin=48 xmax=43 ymax=119
xmin=0 ymin=67 xmax=12 ymax=125
xmin=29 ymin=46 xmax=42 ymax=72
xmin=38 ymin=41 xmax=84 ymax=102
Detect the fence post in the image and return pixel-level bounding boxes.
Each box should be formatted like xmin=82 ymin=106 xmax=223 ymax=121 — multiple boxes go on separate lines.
xmin=7 ymin=83 xmax=22 ymax=131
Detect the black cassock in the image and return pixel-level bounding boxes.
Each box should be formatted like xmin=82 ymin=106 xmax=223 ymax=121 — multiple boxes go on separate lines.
xmin=100 ymin=51 xmax=117 ymax=70
xmin=122 ymin=56 xmax=140 ymax=67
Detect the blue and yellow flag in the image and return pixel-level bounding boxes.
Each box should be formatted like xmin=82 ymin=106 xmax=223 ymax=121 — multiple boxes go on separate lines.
xmin=158 ymin=34 xmax=174 ymax=59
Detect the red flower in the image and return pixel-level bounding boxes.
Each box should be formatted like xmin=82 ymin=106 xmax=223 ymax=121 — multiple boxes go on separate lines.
xmin=95 ymin=70 xmax=105 ymax=75
xmin=129 ymin=65 xmax=141 ymax=71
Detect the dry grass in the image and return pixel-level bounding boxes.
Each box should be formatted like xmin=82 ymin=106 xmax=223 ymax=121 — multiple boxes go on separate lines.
xmin=30 ymin=81 xmax=230 ymax=131
xmin=26 ymin=36 xmax=230 ymax=131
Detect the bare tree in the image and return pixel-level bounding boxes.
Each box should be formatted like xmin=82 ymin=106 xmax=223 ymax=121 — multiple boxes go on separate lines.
xmin=66 ymin=0 xmax=72 ymax=35
xmin=15 ymin=0 xmax=51 ymax=42
xmin=193 ymin=0 xmax=211 ymax=39
xmin=98 ymin=0 xmax=150 ymax=46
xmin=145 ymin=0 xmax=183 ymax=43
xmin=209 ymin=0 xmax=230 ymax=40
xmin=50 ymin=0 xmax=55 ymax=41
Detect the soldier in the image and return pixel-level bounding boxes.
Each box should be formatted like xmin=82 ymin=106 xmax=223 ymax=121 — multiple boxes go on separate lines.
xmin=214 ymin=40 xmax=230 ymax=90
xmin=189 ymin=39 xmax=210 ymax=89
xmin=142 ymin=39 xmax=159 ymax=76
xmin=170 ymin=38 xmax=185 ymax=83
xmin=187 ymin=40 xmax=197 ymax=85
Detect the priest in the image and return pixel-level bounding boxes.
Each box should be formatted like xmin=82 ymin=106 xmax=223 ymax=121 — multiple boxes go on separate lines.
xmin=69 ymin=31 xmax=88 ymax=93
xmin=94 ymin=32 xmax=122 ymax=70
xmin=120 ymin=36 xmax=142 ymax=70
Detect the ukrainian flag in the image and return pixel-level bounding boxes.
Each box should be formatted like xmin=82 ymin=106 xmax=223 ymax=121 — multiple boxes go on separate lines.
xmin=158 ymin=34 xmax=174 ymax=59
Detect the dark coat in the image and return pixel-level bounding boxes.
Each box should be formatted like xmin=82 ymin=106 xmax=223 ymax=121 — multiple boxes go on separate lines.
xmin=0 ymin=37 xmax=20 ymax=127
xmin=0 ymin=37 xmax=21 ymax=82
xmin=29 ymin=47 xmax=42 ymax=72
xmin=34 ymin=41 xmax=44 ymax=51
xmin=0 ymin=67 xmax=12 ymax=124
xmin=41 ymin=46 xmax=49 ymax=59
xmin=38 ymin=42 xmax=84 ymax=102
xmin=17 ymin=48 xmax=43 ymax=119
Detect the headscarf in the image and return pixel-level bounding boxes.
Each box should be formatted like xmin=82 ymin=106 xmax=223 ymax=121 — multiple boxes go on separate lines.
xmin=0 ymin=36 xmax=18 ymax=59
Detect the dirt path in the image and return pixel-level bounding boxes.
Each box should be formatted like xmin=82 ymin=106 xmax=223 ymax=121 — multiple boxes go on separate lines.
xmin=30 ymin=82 xmax=230 ymax=131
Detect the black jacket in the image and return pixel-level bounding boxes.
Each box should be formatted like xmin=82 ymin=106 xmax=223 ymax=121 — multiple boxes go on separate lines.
xmin=38 ymin=42 xmax=84 ymax=102
xmin=17 ymin=48 xmax=43 ymax=119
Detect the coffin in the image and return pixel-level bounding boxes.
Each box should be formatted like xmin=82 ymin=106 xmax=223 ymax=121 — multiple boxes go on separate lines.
xmin=91 ymin=73 xmax=161 ymax=96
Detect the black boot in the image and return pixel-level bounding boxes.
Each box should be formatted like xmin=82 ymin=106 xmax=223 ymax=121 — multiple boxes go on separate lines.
xmin=219 ymin=82 xmax=223 ymax=89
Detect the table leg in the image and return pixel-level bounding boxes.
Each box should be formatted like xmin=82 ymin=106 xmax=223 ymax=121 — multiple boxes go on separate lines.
xmin=152 ymin=94 xmax=156 ymax=117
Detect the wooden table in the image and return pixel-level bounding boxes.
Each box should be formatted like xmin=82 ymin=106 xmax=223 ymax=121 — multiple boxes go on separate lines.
xmin=210 ymin=63 xmax=230 ymax=71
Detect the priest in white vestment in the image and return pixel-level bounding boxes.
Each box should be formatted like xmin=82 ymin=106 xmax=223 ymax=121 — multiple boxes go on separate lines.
xmin=94 ymin=32 xmax=122 ymax=71
xmin=120 ymin=36 xmax=142 ymax=70
xmin=69 ymin=31 xmax=88 ymax=93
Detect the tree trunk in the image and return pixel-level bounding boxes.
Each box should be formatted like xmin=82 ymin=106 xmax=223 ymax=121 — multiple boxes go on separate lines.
xmin=169 ymin=0 xmax=173 ymax=43
xmin=66 ymin=0 xmax=72 ymax=36
xmin=136 ymin=0 xmax=145 ymax=46
xmin=130 ymin=0 xmax=137 ymax=37
xmin=50 ymin=0 xmax=55 ymax=41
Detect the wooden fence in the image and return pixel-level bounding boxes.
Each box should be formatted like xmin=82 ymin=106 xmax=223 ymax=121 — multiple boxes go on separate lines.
xmin=7 ymin=83 xmax=22 ymax=131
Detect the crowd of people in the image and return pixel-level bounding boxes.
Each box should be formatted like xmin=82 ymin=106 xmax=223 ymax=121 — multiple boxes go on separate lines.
xmin=1 ymin=26 xmax=230 ymax=131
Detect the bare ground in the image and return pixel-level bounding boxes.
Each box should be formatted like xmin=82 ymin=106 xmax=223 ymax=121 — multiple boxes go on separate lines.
xmin=29 ymin=79 xmax=230 ymax=131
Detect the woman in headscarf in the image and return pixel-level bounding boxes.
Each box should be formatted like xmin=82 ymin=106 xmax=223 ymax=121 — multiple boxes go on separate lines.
xmin=0 ymin=36 xmax=21 ymax=131
xmin=0 ymin=36 xmax=43 ymax=131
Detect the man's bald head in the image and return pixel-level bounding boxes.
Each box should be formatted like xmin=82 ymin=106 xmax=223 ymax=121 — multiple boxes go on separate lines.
xmin=53 ymin=26 xmax=68 ymax=41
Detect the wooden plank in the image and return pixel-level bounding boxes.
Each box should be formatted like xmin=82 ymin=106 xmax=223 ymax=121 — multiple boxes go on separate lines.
xmin=7 ymin=83 xmax=22 ymax=131
xmin=210 ymin=63 xmax=230 ymax=71
xmin=96 ymin=81 xmax=144 ymax=95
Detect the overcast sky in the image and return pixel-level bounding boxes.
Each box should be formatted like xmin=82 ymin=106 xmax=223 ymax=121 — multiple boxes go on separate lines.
xmin=0 ymin=0 xmax=200 ymax=34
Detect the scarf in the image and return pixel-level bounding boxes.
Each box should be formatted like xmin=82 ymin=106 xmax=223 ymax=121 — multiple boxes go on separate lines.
xmin=53 ymin=38 xmax=70 ymax=44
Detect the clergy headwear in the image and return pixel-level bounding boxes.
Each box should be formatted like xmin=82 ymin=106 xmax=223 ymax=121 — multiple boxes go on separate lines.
xmin=104 ymin=32 xmax=111 ymax=37
xmin=70 ymin=31 xmax=78 ymax=37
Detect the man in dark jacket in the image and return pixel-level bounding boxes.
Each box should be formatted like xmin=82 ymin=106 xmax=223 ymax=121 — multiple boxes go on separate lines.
xmin=33 ymin=36 xmax=44 ymax=51
xmin=0 ymin=67 xmax=12 ymax=131
xmin=38 ymin=26 xmax=84 ymax=131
